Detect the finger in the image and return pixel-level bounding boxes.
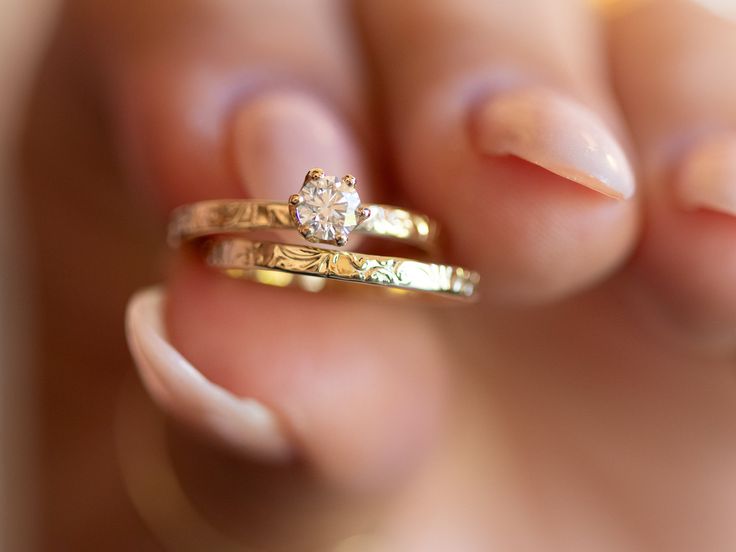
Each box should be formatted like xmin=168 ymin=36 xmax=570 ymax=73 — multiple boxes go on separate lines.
xmin=608 ymin=0 xmax=736 ymax=343
xmin=125 ymin=287 xmax=292 ymax=461
xmin=89 ymin=0 xmax=448 ymax=488
xmin=1 ymin=0 xmax=59 ymax=547
xmin=75 ymin=0 xmax=373 ymax=207
xmin=357 ymin=0 xmax=640 ymax=303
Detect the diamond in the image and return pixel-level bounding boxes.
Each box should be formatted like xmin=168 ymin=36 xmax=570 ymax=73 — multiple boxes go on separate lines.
xmin=293 ymin=173 xmax=361 ymax=244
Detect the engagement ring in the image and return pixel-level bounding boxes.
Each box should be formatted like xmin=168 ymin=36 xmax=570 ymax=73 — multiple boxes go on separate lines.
xmin=168 ymin=168 xmax=479 ymax=301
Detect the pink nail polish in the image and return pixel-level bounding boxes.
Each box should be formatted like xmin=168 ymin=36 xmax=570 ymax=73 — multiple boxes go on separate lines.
xmin=125 ymin=287 xmax=292 ymax=461
xmin=474 ymin=87 xmax=636 ymax=200
xmin=233 ymin=91 xmax=364 ymax=199
xmin=676 ymin=133 xmax=736 ymax=217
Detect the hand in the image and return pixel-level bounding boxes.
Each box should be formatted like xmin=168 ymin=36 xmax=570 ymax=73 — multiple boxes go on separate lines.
xmin=18 ymin=0 xmax=736 ymax=549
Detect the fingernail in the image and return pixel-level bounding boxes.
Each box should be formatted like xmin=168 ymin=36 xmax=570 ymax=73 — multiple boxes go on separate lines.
xmin=234 ymin=91 xmax=364 ymax=198
xmin=676 ymin=134 xmax=736 ymax=217
xmin=474 ymin=87 xmax=636 ymax=200
xmin=125 ymin=287 xmax=292 ymax=461
xmin=691 ymin=0 xmax=736 ymax=23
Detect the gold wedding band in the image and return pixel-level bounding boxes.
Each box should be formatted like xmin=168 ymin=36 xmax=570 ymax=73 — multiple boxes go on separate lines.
xmin=169 ymin=168 xmax=479 ymax=301
xmin=205 ymin=237 xmax=479 ymax=300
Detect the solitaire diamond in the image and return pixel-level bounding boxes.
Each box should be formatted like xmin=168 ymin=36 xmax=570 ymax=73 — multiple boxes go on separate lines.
xmin=291 ymin=171 xmax=364 ymax=245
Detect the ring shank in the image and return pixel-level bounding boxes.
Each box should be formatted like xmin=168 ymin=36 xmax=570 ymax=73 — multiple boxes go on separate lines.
xmin=203 ymin=237 xmax=479 ymax=301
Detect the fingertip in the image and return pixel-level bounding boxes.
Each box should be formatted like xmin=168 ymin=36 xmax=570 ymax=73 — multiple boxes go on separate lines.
xmin=609 ymin=0 xmax=736 ymax=342
xmin=397 ymin=87 xmax=639 ymax=304
xmin=112 ymin=53 xmax=243 ymax=211
xmin=635 ymin=212 xmax=736 ymax=344
xmin=675 ymin=134 xmax=736 ymax=217
xmin=359 ymin=0 xmax=641 ymax=305
xmin=474 ymin=87 xmax=636 ymax=201
xmin=125 ymin=285 xmax=294 ymax=462
xmin=163 ymin=257 xmax=447 ymax=490
xmin=233 ymin=90 xmax=367 ymax=200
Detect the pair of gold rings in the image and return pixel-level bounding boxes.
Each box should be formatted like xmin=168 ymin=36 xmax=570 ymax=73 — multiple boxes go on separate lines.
xmin=168 ymin=169 xmax=479 ymax=302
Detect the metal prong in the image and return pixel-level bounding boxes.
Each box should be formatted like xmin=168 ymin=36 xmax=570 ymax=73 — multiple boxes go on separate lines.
xmin=335 ymin=232 xmax=348 ymax=247
xmin=299 ymin=225 xmax=316 ymax=241
xmin=289 ymin=194 xmax=302 ymax=206
xmin=306 ymin=168 xmax=324 ymax=182
xmin=356 ymin=206 xmax=371 ymax=224
xmin=341 ymin=174 xmax=356 ymax=188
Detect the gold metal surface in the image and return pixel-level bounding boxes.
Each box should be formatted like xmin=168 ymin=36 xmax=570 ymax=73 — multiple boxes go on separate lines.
xmin=169 ymin=199 xmax=439 ymax=251
xmin=204 ymin=237 xmax=479 ymax=301
xmin=169 ymin=168 xmax=478 ymax=301
xmin=589 ymin=0 xmax=649 ymax=17
xmin=116 ymin=378 xmax=384 ymax=552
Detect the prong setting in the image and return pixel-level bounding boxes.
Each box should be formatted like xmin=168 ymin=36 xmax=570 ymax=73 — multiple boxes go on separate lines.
xmin=356 ymin=206 xmax=371 ymax=225
xmin=299 ymin=225 xmax=317 ymax=241
xmin=290 ymin=170 xmax=362 ymax=246
xmin=335 ymin=232 xmax=348 ymax=247
xmin=305 ymin=168 xmax=324 ymax=182
xmin=341 ymin=174 xmax=356 ymax=188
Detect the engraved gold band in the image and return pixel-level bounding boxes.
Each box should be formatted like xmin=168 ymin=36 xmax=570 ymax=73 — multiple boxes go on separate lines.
xmin=168 ymin=168 xmax=479 ymax=302
xmin=169 ymin=200 xmax=439 ymax=251
xmin=203 ymin=237 xmax=479 ymax=300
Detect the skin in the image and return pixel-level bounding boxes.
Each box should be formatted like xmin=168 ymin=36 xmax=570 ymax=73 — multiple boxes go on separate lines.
xmin=10 ymin=0 xmax=736 ymax=549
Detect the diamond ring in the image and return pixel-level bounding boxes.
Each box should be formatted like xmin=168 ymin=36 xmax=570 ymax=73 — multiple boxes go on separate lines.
xmin=168 ymin=168 xmax=479 ymax=301
xmin=169 ymin=168 xmax=438 ymax=251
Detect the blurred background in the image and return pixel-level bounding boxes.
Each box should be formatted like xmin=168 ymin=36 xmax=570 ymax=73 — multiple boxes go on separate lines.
xmin=1 ymin=1 xmax=166 ymax=548
xmin=4 ymin=1 xmax=736 ymax=551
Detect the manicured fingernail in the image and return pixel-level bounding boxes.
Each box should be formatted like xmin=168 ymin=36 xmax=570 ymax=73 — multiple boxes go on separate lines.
xmin=676 ymin=134 xmax=736 ymax=217
xmin=234 ymin=91 xmax=364 ymax=198
xmin=474 ymin=87 xmax=636 ymax=200
xmin=125 ymin=287 xmax=292 ymax=461
xmin=691 ymin=0 xmax=736 ymax=22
